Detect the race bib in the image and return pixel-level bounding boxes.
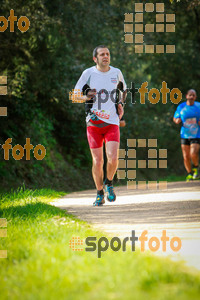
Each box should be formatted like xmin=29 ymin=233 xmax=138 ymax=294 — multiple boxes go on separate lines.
xmin=184 ymin=118 xmax=197 ymax=126
xmin=92 ymin=109 xmax=110 ymax=120
xmin=183 ymin=118 xmax=198 ymax=138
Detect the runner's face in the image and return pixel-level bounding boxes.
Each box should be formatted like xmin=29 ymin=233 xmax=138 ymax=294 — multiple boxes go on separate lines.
xmin=186 ymin=90 xmax=196 ymax=103
xmin=94 ymin=48 xmax=110 ymax=68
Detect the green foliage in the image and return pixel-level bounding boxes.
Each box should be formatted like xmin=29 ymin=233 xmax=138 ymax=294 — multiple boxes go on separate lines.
xmin=0 ymin=0 xmax=200 ymax=191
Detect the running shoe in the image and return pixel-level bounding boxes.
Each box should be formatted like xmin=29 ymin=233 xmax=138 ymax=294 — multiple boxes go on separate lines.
xmin=193 ymin=168 xmax=200 ymax=180
xmin=186 ymin=174 xmax=193 ymax=182
xmin=93 ymin=194 xmax=105 ymax=206
xmin=104 ymin=181 xmax=116 ymax=202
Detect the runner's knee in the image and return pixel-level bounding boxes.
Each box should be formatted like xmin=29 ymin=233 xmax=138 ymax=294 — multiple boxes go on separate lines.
xmin=107 ymin=156 xmax=118 ymax=165
xmin=190 ymin=150 xmax=198 ymax=158
xmin=182 ymin=152 xmax=190 ymax=160
xmin=92 ymin=157 xmax=104 ymax=168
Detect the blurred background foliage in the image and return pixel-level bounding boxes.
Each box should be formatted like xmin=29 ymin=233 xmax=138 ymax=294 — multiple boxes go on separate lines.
xmin=0 ymin=0 xmax=200 ymax=191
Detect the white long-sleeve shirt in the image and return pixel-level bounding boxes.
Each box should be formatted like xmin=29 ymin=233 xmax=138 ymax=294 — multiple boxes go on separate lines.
xmin=74 ymin=65 xmax=126 ymax=125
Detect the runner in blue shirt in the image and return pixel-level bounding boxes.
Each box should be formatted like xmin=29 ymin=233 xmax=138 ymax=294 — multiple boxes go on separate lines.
xmin=173 ymin=89 xmax=200 ymax=181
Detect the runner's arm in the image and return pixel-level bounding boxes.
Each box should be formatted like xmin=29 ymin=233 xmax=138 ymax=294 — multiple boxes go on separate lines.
xmin=173 ymin=105 xmax=182 ymax=124
xmin=72 ymin=70 xmax=96 ymax=102
xmin=117 ymin=91 xmax=127 ymax=119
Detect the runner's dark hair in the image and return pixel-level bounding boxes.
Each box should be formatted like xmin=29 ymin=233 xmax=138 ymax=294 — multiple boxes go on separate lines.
xmin=93 ymin=45 xmax=109 ymax=58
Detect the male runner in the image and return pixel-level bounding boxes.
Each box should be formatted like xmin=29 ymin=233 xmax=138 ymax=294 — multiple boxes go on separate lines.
xmin=74 ymin=45 xmax=127 ymax=206
xmin=173 ymin=89 xmax=200 ymax=181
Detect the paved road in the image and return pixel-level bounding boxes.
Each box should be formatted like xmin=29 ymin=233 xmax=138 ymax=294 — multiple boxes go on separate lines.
xmin=51 ymin=181 xmax=200 ymax=271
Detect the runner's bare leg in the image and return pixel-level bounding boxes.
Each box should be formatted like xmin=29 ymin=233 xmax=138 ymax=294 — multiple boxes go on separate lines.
xmin=90 ymin=147 xmax=104 ymax=190
xmin=190 ymin=143 xmax=200 ymax=166
xmin=105 ymin=141 xmax=119 ymax=181
xmin=181 ymin=144 xmax=191 ymax=173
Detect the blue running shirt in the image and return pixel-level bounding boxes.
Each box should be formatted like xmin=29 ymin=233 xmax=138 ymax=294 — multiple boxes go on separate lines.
xmin=174 ymin=101 xmax=200 ymax=138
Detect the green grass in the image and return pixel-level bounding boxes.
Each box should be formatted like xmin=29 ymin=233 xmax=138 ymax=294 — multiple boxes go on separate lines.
xmin=159 ymin=174 xmax=186 ymax=182
xmin=0 ymin=187 xmax=200 ymax=300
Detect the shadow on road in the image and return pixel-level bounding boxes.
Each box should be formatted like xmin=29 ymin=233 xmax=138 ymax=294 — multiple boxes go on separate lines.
xmin=63 ymin=200 xmax=200 ymax=225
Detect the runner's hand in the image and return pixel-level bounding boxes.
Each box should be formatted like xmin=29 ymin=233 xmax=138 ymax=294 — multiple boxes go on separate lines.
xmin=86 ymin=89 xmax=96 ymax=100
xmin=118 ymin=103 xmax=124 ymax=120
xmin=174 ymin=118 xmax=182 ymax=124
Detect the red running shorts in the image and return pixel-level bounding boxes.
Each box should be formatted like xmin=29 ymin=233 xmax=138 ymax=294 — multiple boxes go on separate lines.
xmin=87 ymin=124 xmax=120 ymax=149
